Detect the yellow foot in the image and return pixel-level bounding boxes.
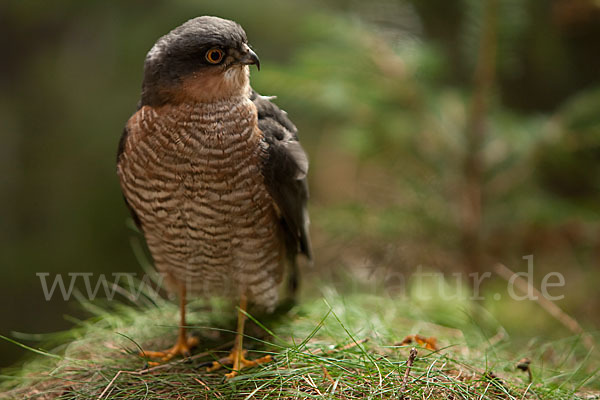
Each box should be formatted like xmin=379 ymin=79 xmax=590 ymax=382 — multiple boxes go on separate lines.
xmin=140 ymin=336 xmax=199 ymax=364
xmin=207 ymin=349 xmax=272 ymax=379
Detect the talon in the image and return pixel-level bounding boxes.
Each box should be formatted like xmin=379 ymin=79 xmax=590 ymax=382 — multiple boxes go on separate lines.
xmin=225 ymin=370 xmax=238 ymax=379
xmin=206 ymin=294 xmax=272 ymax=378
xmin=206 ymin=357 xmax=228 ymax=373
xmin=139 ymin=335 xmax=199 ymax=363
xmin=206 ymin=350 xmax=246 ymax=373
xmin=206 ymin=348 xmax=272 ymax=377
xmin=243 ymin=354 xmax=272 ymax=367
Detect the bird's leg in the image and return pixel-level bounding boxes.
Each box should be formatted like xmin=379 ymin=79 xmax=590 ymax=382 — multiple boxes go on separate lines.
xmin=140 ymin=283 xmax=199 ymax=363
xmin=206 ymin=293 xmax=272 ymax=378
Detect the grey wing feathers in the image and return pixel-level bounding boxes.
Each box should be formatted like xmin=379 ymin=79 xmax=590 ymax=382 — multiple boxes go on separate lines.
xmin=251 ymin=91 xmax=313 ymax=265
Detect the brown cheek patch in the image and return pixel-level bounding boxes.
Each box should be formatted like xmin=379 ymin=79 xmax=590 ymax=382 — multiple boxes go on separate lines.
xmin=177 ymin=67 xmax=247 ymax=103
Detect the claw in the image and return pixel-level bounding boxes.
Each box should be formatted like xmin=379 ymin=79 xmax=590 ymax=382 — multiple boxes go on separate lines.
xmin=140 ymin=335 xmax=199 ymax=363
xmin=205 ymin=294 xmax=273 ymax=379
xmin=207 ymin=348 xmax=272 ymax=378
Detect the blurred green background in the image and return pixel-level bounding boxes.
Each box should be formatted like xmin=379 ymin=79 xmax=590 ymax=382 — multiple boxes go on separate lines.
xmin=1 ymin=0 xmax=599 ymax=368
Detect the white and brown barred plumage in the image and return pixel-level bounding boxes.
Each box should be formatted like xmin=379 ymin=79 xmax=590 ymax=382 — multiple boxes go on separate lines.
xmin=117 ymin=17 xmax=311 ymax=312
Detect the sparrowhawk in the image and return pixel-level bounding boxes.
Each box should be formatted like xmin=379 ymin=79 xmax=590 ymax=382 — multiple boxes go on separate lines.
xmin=116 ymin=16 xmax=312 ymax=378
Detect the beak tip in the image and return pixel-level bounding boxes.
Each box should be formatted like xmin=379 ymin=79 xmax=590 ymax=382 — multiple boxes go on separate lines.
xmin=250 ymin=50 xmax=260 ymax=71
xmin=242 ymin=45 xmax=260 ymax=71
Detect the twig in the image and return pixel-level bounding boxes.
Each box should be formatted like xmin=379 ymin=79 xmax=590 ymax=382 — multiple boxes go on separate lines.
xmin=321 ymin=365 xmax=334 ymax=385
xmin=494 ymin=263 xmax=595 ymax=351
xmin=400 ymin=347 xmax=417 ymax=400
xmin=193 ymin=377 xmax=222 ymax=399
xmin=302 ymin=374 xmax=323 ymax=396
xmin=97 ymin=370 xmax=123 ymax=399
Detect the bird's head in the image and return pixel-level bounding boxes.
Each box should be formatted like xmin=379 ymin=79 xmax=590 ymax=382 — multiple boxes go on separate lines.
xmin=140 ymin=16 xmax=260 ymax=106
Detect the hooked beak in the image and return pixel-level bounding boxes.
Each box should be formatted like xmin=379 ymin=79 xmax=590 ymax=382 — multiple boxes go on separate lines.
xmin=239 ymin=44 xmax=260 ymax=71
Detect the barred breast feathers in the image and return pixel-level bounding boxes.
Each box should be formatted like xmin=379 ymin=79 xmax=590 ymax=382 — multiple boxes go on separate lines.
xmin=117 ymin=93 xmax=282 ymax=308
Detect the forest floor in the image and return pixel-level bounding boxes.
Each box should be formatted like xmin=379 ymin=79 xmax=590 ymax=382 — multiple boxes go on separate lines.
xmin=1 ymin=277 xmax=598 ymax=400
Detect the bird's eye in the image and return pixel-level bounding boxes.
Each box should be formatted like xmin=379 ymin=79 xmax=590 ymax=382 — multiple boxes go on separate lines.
xmin=205 ymin=48 xmax=224 ymax=64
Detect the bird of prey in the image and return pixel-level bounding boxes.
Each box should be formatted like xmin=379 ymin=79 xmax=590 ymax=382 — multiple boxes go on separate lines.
xmin=116 ymin=16 xmax=312 ymax=378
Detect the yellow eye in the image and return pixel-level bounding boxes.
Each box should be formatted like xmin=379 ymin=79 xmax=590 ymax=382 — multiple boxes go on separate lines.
xmin=205 ymin=48 xmax=224 ymax=64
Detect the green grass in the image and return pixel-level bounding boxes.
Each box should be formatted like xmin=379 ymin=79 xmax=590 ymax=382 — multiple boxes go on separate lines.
xmin=0 ymin=279 xmax=598 ymax=399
